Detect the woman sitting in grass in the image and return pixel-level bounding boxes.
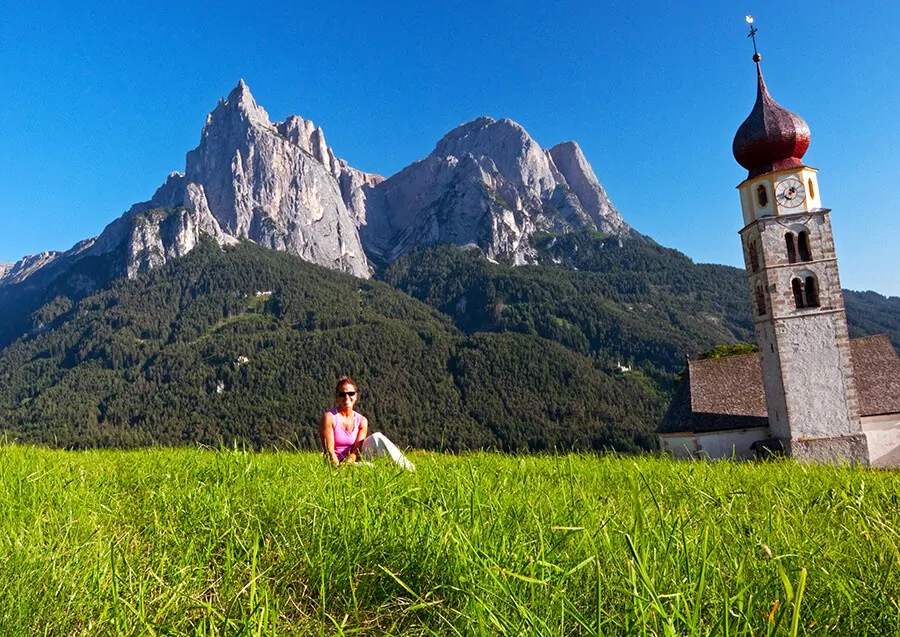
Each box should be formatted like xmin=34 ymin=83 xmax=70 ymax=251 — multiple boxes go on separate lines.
xmin=319 ymin=376 xmax=415 ymax=471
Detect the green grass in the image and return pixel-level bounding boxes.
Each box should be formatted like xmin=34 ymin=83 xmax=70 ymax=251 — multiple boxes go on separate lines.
xmin=1 ymin=446 xmax=898 ymax=635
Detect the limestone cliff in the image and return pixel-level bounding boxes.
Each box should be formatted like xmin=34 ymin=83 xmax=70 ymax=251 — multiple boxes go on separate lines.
xmin=1 ymin=84 xmax=636 ymax=292
xmin=0 ymin=81 xmax=377 ymax=288
xmin=0 ymin=251 xmax=63 ymax=286
xmin=362 ymin=117 xmax=637 ymax=264
xmin=176 ymin=81 xmax=373 ymax=278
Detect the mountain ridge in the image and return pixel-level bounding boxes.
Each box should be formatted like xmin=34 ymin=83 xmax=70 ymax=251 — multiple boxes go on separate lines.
xmin=1 ymin=80 xmax=636 ymax=289
xmin=362 ymin=115 xmax=637 ymax=264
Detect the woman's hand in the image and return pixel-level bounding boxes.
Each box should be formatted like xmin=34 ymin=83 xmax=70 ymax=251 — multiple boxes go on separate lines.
xmin=320 ymin=412 xmax=341 ymax=466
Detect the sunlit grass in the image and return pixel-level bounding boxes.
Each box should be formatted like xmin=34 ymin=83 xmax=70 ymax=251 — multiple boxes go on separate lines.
xmin=0 ymin=445 xmax=898 ymax=635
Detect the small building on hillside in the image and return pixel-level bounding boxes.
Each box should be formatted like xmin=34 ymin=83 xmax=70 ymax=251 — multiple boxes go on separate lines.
xmin=659 ymin=335 xmax=900 ymax=467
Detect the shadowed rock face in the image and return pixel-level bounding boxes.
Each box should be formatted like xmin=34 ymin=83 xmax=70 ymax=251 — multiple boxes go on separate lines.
xmin=361 ymin=117 xmax=637 ymax=264
xmin=2 ymin=83 xmax=636 ymax=291
xmin=548 ymin=141 xmax=635 ymax=237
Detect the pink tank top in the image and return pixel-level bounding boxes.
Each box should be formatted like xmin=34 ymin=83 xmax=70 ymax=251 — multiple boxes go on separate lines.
xmin=331 ymin=410 xmax=360 ymax=461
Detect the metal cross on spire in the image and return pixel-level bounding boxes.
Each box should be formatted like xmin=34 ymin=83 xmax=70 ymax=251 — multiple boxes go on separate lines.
xmin=745 ymin=15 xmax=761 ymax=62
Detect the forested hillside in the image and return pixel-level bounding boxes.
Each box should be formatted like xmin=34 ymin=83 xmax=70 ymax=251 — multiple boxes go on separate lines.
xmin=383 ymin=233 xmax=900 ymax=374
xmin=0 ymin=248 xmax=123 ymax=349
xmin=1 ymin=232 xmax=896 ymax=452
xmin=0 ymin=239 xmax=659 ymax=451
xmin=382 ymin=236 xmax=753 ymax=383
xmin=844 ymin=290 xmax=900 ymax=347
xmin=532 ymin=233 xmax=900 ymax=352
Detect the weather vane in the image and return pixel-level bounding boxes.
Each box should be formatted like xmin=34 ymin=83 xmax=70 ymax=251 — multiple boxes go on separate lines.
xmin=745 ymin=15 xmax=761 ymax=62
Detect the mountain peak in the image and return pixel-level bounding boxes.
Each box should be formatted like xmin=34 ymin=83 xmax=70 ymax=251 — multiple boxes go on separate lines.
xmin=182 ymin=81 xmax=371 ymax=279
xmin=211 ymin=79 xmax=269 ymax=126
xmin=364 ymin=114 xmax=640 ymax=262
xmin=228 ymin=78 xmax=250 ymax=99
xmin=432 ymin=117 xmax=533 ymax=159
xmin=550 ymin=140 xmax=581 ymax=154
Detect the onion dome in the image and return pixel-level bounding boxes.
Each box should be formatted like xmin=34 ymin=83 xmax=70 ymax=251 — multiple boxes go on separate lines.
xmin=733 ymin=61 xmax=811 ymax=178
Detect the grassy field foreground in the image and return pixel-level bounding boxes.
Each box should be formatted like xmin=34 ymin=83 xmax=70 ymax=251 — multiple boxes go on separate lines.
xmin=1 ymin=446 xmax=898 ymax=636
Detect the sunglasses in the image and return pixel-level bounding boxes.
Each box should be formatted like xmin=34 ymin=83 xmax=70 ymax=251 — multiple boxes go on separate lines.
xmin=337 ymin=391 xmax=357 ymax=398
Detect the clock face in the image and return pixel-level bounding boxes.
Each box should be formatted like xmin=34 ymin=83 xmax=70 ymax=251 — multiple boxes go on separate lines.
xmin=775 ymin=178 xmax=806 ymax=208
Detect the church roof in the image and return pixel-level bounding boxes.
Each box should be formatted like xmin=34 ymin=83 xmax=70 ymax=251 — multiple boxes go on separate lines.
xmin=689 ymin=350 xmax=768 ymax=417
xmin=852 ymin=335 xmax=900 ymax=416
xmin=659 ymin=335 xmax=900 ymax=435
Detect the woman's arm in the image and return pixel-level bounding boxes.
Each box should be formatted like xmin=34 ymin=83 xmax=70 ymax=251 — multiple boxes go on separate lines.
xmin=319 ymin=412 xmax=340 ymax=466
xmin=345 ymin=414 xmax=368 ymax=464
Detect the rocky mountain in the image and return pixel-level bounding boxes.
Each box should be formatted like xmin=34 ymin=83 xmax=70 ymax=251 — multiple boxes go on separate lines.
xmin=0 ymin=82 xmax=390 ymax=346
xmin=0 ymin=81 xmax=649 ymax=353
xmin=1 ymin=82 xmax=637 ymax=296
xmin=111 ymin=79 xmax=374 ymax=279
xmin=362 ymin=117 xmax=638 ymax=264
xmin=0 ymin=251 xmax=61 ymax=285
xmin=0 ymin=81 xmax=375 ymax=295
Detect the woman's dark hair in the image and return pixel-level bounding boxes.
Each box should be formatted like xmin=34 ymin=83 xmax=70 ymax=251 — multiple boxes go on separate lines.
xmin=335 ymin=376 xmax=357 ymax=395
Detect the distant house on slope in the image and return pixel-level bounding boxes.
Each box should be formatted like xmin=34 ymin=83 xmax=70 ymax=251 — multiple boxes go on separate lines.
xmin=658 ymin=335 xmax=900 ymax=467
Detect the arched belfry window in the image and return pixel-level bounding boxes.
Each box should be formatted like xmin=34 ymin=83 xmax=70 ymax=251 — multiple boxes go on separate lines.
xmin=805 ymin=276 xmax=820 ymax=307
xmin=756 ymin=185 xmax=769 ymax=208
xmin=755 ymin=285 xmax=766 ymax=316
xmin=792 ymin=275 xmax=821 ymax=309
xmin=808 ymin=179 xmax=816 ymax=200
xmin=785 ymin=232 xmax=797 ymax=264
xmin=798 ymin=230 xmax=812 ymax=262
xmin=748 ymin=240 xmax=759 ymax=273
xmin=792 ymin=278 xmax=805 ymax=308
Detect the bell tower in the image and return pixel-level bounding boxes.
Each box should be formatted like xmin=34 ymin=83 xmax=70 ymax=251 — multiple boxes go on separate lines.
xmin=732 ymin=20 xmax=869 ymax=463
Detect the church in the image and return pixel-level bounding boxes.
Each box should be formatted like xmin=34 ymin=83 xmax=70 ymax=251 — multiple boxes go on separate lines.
xmin=658 ymin=31 xmax=900 ymax=466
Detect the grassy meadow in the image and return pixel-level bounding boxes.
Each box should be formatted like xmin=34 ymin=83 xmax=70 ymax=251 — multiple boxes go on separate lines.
xmin=1 ymin=445 xmax=898 ymax=636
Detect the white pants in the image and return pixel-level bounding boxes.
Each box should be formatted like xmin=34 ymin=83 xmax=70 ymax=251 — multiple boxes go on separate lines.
xmin=360 ymin=432 xmax=415 ymax=471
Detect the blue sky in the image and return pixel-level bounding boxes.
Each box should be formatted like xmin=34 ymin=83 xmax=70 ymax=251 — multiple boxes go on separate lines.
xmin=1 ymin=1 xmax=898 ymax=297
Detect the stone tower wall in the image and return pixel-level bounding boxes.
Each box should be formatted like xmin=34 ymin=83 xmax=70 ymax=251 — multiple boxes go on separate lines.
xmin=768 ymin=311 xmax=860 ymax=439
xmin=740 ymin=207 xmax=867 ymax=463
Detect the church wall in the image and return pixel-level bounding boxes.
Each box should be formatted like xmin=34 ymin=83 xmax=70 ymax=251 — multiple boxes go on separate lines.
xmin=747 ymin=206 xmax=863 ymax=456
xmin=862 ymin=414 xmax=900 ymax=468
xmin=756 ymin=214 xmax=841 ymax=305
xmin=737 ymin=168 xmax=822 ymax=227
xmin=739 ymin=187 xmax=755 ymax=226
xmin=659 ymin=427 xmax=769 ymax=460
